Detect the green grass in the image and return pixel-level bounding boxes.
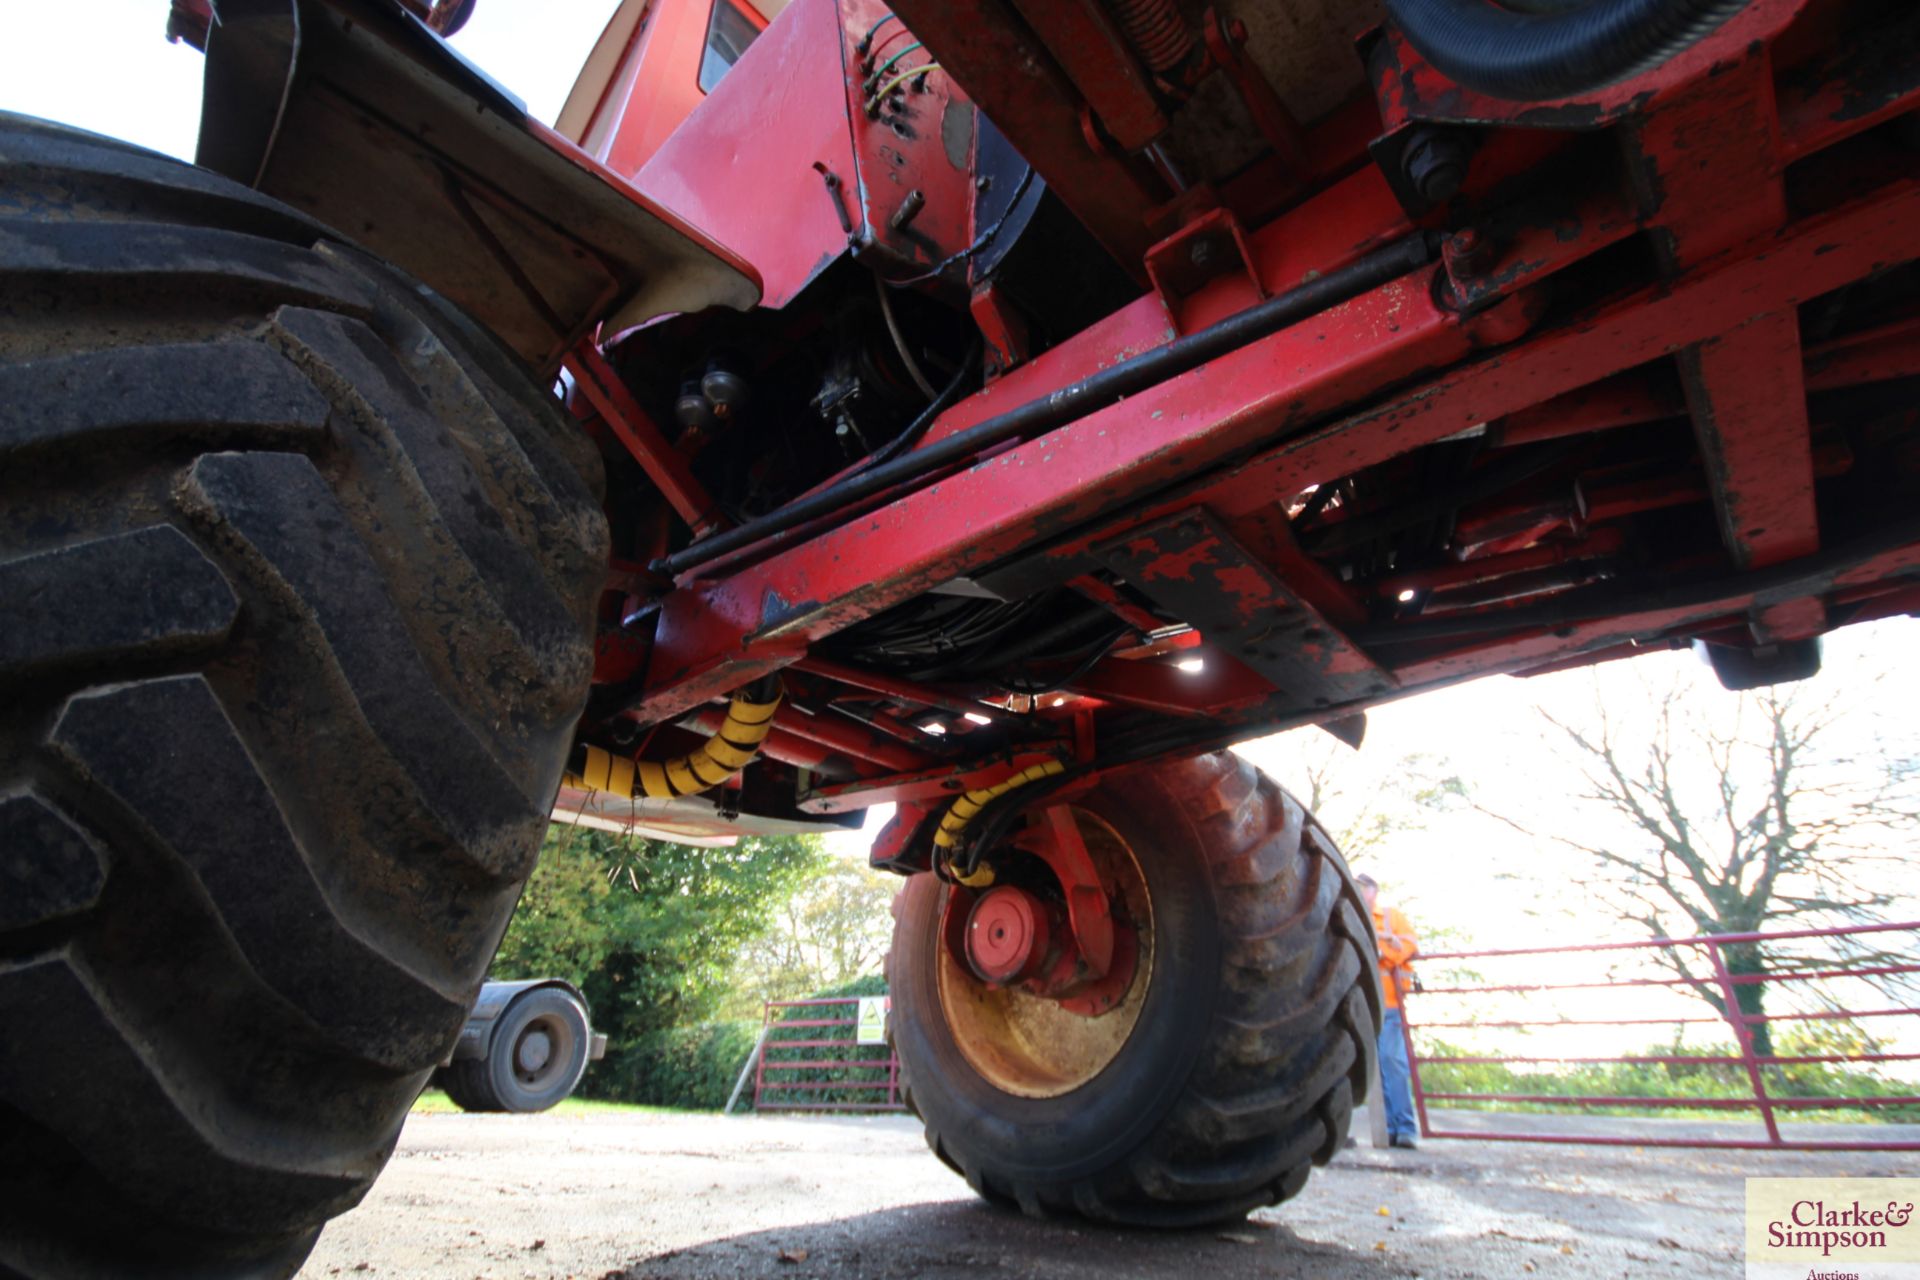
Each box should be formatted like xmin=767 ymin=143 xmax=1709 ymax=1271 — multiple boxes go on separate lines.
xmin=409 ymin=1088 xmax=690 ymax=1117
xmin=1418 ymin=1036 xmax=1920 ymax=1125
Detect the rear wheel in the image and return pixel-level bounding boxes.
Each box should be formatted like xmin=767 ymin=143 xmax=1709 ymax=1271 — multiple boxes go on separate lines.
xmin=0 ymin=114 xmax=604 ymax=1277
xmin=887 ymin=752 xmax=1380 ymax=1227
xmin=441 ymin=987 xmax=593 ymax=1113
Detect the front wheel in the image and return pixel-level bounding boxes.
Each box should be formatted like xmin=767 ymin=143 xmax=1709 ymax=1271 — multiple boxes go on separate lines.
xmin=0 ymin=114 xmax=604 ymax=1277
xmin=887 ymin=752 xmax=1380 ymax=1227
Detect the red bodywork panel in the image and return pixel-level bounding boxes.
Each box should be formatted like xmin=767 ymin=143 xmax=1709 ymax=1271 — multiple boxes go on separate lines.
xmin=632 ymin=0 xmax=856 ymax=309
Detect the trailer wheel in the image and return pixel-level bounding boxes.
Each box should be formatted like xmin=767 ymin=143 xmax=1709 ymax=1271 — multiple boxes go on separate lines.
xmin=441 ymin=987 xmax=594 ymax=1113
xmin=0 ymin=115 xmax=604 ymax=1277
xmin=887 ymin=752 xmax=1380 ymax=1227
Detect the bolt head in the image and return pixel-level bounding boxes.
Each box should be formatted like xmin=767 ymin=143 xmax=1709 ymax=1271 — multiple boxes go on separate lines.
xmin=1403 ymin=131 xmax=1468 ymax=204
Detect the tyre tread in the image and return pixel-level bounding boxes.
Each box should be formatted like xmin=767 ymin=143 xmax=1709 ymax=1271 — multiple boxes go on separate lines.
xmin=889 ymin=752 xmax=1381 ymax=1230
xmin=0 ymin=114 xmax=604 ymax=1279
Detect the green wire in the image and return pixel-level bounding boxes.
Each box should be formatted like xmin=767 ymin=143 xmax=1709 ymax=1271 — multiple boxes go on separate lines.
xmin=866 ymin=40 xmax=924 ymax=87
xmin=860 ymin=12 xmax=898 ymax=52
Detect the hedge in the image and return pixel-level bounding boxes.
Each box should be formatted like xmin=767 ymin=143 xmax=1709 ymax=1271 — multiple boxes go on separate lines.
xmin=583 ymin=974 xmax=894 ymax=1111
xmin=587 ymin=1020 xmax=761 ymax=1110
xmin=1420 ymin=1037 xmax=1920 ymax=1122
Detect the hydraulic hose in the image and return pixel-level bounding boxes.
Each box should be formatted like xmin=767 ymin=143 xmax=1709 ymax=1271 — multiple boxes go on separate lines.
xmin=1383 ymin=0 xmax=1751 ymax=101
xmin=656 ymin=232 xmax=1435 ymax=577
xmin=562 ymin=681 xmax=783 ymax=800
xmin=933 ymin=757 xmax=1069 ymax=878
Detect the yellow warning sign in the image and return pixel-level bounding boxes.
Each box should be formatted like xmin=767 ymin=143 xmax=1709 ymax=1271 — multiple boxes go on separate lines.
xmin=856 ymin=996 xmax=889 ymax=1045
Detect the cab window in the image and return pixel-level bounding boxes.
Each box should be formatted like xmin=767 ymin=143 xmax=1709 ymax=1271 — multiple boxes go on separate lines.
xmin=698 ymin=0 xmax=759 ymax=93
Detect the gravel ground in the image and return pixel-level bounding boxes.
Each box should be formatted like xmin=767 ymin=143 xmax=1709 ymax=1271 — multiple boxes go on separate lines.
xmin=301 ymin=1108 xmax=1918 ymax=1280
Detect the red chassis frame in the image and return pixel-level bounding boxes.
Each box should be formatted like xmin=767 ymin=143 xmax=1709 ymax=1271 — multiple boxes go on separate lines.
xmin=561 ymin=0 xmax=1918 ymax=857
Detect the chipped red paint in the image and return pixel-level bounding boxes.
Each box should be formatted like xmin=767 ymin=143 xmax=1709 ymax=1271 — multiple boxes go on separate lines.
xmin=1368 ymin=0 xmax=1809 ymax=134
xmin=884 ymin=0 xmax=1168 ymax=273
xmin=800 ymin=750 xmax=1069 ymax=816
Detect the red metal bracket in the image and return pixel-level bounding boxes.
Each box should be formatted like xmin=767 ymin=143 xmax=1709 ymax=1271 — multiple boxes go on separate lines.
xmin=1143 ymin=206 xmax=1265 ymax=333
xmin=970 ymin=283 xmax=1032 ymax=379
xmin=1017 ymin=806 xmax=1115 ymax=979
xmin=566 ymin=341 xmax=722 ymax=535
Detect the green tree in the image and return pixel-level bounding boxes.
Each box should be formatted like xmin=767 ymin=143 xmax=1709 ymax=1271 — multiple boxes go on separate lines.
xmin=731 ymin=859 xmax=897 ymax=1011
xmin=1292 ymin=743 xmax=1467 ymax=859
xmin=490 ymin=824 xmax=828 ymax=1045
xmin=1484 ymin=679 xmax=1917 ymax=1057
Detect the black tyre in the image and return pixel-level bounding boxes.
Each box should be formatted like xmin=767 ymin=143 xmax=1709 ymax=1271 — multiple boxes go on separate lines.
xmin=887 ymin=752 xmax=1380 ymax=1227
xmin=0 ymin=114 xmax=605 ymax=1277
xmin=441 ymin=987 xmax=592 ymax=1113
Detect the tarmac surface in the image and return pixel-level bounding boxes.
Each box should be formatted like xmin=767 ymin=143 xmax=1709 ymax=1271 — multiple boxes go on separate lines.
xmin=301 ymin=1107 xmax=1919 ymax=1279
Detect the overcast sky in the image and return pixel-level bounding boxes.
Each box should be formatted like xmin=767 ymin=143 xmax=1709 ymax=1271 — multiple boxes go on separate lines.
xmin=7 ymin=0 xmax=1914 ymax=972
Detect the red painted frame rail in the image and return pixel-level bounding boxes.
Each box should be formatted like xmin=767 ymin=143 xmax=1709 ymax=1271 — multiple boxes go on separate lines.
xmin=1400 ymin=920 xmax=1920 ymax=1151
xmin=752 ymin=996 xmax=904 ymax=1114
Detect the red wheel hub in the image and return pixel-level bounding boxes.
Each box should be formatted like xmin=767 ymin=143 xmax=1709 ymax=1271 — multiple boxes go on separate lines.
xmin=965 ymin=886 xmax=1051 ymax=983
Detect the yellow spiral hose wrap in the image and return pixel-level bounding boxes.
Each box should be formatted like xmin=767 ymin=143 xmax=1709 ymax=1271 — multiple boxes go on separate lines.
xmin=562 ymin=685 xmax=783 ymax=801
xmin=931 ymin=758 xmax=1067 ymax=856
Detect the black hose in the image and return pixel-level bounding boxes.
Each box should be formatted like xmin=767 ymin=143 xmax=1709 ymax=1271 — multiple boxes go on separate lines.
xmin=656 ymin=232 xmax=1435 ymax=577
xmin=1384 ymin=0 xmax=1751 ymax=102
xmin=867 ymin=340 xmax=980 ymax=469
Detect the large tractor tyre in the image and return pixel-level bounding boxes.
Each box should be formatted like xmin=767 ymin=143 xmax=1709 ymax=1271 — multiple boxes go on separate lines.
xmin=887 ymin=752 xmax=1380 ymax=1228
xmin=0 ymin=115 xmax=605 ymax=1278
xmin=439 ymin=987 xmax=593 ymax=1114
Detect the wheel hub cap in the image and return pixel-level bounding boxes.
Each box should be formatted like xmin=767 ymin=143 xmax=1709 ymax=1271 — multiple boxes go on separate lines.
xmin=516 ymin=1029 xmax=553 ymax=1074
xmin=966 ymin=885 xmax=1049 ymax=983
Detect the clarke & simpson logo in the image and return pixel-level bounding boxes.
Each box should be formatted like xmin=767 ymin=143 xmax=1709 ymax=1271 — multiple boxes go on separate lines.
xmin=1747 ymin=1179 xmax=1920 ymax=1280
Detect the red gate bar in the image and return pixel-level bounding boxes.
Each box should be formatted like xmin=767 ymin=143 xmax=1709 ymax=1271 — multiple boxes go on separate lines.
xmin=752 ymin=996 xmax=905 ymax=1115
xmin=1400 ymin=920 xmax=1920 ymax=1152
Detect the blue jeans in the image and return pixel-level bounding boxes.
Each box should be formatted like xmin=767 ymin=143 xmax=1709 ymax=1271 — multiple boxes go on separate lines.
xmin=1379 ymin=1008 xmax=1417 ymax=1138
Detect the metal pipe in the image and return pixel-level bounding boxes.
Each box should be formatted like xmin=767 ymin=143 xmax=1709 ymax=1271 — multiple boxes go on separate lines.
xmin=793 ymin=654 xmax=996 ymax=719
xmin=655 ymin=233 xmax=1436 ymax=576
xmin=1371 ymin=529 xmax=1626 ymax=597
xmin=764 ymin=706 xmax=933 ymax=772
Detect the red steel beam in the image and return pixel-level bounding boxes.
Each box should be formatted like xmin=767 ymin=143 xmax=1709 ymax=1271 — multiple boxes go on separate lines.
xmin=1005 ymin=0 xmax=1167 ymax=151
xmin=1628 ymin=53 xmax=1823 ymax=642
xmin=631 ymin=178 xmax=1919 ymax=723
xmin=567 ymin=342 xmax=719 ymax=533
xmin=1060 ymin=647 xmax=1273 ymax=716
xmin=801 ymin=751 xmax=1067 ymax=815
xmin=762 ymin=708 xmax=934 ymax=773
xmin=1805 ymin=314 xmax=1920 ymax=390
xmin=1372 ymin=529 xmax=1627 ymax=598
xmin=1489 ymin=369 xmax=1682 ymax=449
xmin=1387 ymin=536 xmax=1920 ymax=691
xmin=682 ymin=707 xmax=895 ymax=776
xmin=1680 ymin=315 xmax=1821 ymax=568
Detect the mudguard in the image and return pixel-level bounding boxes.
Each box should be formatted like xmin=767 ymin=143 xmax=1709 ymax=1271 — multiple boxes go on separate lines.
xmin=445 ymin=979 xmax=608 ymax=1064
xmin=190 ymin=0 xmax=759 ymax=371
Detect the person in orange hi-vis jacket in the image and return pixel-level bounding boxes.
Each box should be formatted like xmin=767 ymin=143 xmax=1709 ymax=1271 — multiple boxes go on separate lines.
xmin=1356 ymin=873 xmax=1420 ymax=1148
